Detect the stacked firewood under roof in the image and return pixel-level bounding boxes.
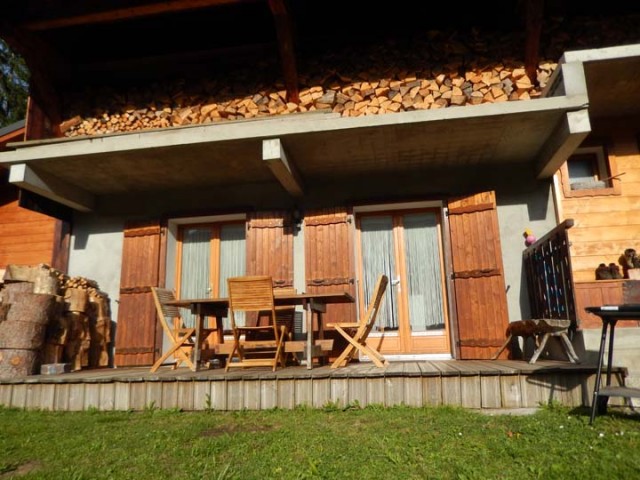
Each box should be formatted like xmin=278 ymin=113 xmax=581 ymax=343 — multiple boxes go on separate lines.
xmin=59 ymin=14 xmax=639 ymax=138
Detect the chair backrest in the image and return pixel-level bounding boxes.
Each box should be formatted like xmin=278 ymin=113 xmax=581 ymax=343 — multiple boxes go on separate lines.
xmin=273 ymin=287 xmax=297 ymax=331
xmin=357 ymin=274 xmax=389 ymax=337
xmin=151 ymin=287 xmax=182 ymax=338
xmin=227 ymin=276 xmax=275 ymax=312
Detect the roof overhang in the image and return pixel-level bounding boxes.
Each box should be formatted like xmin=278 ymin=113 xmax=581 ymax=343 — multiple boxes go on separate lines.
xmin=0 ymin=93 xmax=590 ymax=212
xmin=560 ymin=43 xmax=640 ymax=120
xmin=0 ymin=120 xmax=26 ymax=151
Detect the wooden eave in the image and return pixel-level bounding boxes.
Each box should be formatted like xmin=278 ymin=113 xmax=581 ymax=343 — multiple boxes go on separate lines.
xmin=0 ymin=125 xmax=26 ymax=150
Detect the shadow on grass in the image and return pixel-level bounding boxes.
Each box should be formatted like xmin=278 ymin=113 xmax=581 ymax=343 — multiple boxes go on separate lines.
xmin=567 ymin=404 xmax=640 ymax=423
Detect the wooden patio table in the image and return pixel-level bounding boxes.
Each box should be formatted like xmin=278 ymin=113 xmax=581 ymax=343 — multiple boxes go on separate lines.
xmin=166 ymin=291 xmax=355 ymax=371
xmin=586 ymin=304 xmax=640 ymax=424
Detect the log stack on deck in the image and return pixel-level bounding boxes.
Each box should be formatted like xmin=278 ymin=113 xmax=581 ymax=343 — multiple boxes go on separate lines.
xmin=0 ymin=265 xmax=112 ymax=378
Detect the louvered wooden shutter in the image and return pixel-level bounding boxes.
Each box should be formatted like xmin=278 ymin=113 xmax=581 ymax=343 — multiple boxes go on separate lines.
xmin=448 ymin=191 xmax=509 ymax=359
xmin=246 ymin=211 xmax=294 ymax=286
xmin=114 ymin=220 xmax=166 ymax=366
xmin=245 ymin=211 xmax=294 ymax=327
xmin=304 ymin=207 xmax=356 ymax=325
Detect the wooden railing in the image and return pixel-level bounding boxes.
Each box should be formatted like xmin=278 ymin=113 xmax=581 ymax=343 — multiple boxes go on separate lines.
xmin=522 ymin=219 xmax=577 ymax=326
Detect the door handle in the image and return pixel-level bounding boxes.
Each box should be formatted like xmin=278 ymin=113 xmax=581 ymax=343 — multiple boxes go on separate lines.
xmin=391 ymin=277 xmax=400 ymax=286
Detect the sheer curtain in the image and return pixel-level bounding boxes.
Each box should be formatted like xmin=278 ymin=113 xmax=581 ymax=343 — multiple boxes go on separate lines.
xmin=217 ymin=223 xmax=246 ymax=329
xmin=179 ymin=228 xmax=211 ymax=327
xmin=178 ymin=223 xmax=246 ymax=329
xmin=403 ymin=212 xmax=445 ymax=331
xmin=360 ymin=216 xmax=398 ymax=330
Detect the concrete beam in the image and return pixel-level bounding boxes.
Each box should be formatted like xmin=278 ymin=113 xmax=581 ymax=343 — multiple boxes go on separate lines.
xmin=9 ymin=163 xmax=95 ymax=211
xmin=262 ymin=138 xmax=304 ymax=197
xmin=535 ymin=109 xmax=591 ymax=179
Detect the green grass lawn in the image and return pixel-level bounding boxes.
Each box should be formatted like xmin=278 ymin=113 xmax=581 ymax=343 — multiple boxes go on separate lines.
xmin=0 ymin=403 xmax=638 ymax=479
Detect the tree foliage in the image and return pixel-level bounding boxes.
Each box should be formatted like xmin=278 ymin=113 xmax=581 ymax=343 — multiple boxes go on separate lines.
xmin=0 ymin=38 xmax=30 ymax=128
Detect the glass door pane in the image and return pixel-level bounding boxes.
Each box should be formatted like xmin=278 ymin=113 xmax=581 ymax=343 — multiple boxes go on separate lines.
xmin=218 ymin=223 xmax=246 ymax=329
xmin=357 ymin=208 xmax=450 ymax=356
xmin=403 ymin=212 xmax=445 ymax=331
xmin=179 ymin=227 xmax=212 ymax=327
xmin=359 ymin=215 xmax=398 ymax=330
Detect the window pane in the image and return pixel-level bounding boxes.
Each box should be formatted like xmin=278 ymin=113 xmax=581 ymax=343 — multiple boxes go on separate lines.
xmin=179 ymin=228 xmax=211 ymax=327
xmin=568 ymin=155 xmax=597 ymax=184
xmin=403 ymin=213 xmax=445 ymax=331
xmin=360 ymin=216 xmax=398 ymax=330
xmin=218 ymin=223 xmax=246 ymax=328
xmin=567 ymin=149 xmax=610 ymax=189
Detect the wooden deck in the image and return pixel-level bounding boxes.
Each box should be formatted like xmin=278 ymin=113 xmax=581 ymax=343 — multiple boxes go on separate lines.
xmin=0 ymin=360 xmax=627 ymax=412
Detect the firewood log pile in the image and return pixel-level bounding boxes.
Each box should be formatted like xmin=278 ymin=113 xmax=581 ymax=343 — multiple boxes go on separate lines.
xmin=0 ymin=264 xmax=112 ymax=376
xmin=59 ymin=14 xmax=639 ymax=138
xmin=60 ymin=58 xmax=551 ymax=137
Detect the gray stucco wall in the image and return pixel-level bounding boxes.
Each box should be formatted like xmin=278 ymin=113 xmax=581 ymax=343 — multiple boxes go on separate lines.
xmin=67 ymin=214 xmax=125 ymax=323
xmin=69 ymin=185 xmax=558 ymax=328
xmin=66 ymin=183 xmax=558 ymax=356
xmin=496 ymin=181 xmax=557 ymax=322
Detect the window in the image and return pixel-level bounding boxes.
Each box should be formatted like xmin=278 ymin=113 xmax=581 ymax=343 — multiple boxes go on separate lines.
xmin=560 ymin=144 xmax=620 ymax=197
xmin=177 ymin=221 xmax=246 ymax=328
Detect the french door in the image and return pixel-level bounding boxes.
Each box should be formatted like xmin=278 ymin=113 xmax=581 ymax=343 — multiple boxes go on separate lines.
xmin=356 ymin=209 xmax=450 ymax=355
xmin=176 ymin=221 xmax=245 ymax=329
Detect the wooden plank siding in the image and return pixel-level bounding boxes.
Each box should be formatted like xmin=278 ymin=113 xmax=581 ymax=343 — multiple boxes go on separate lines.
xmin=447 ymin=191 xmax=510 ymax=359
xmin=0 ymin=361 xmax=623 ymax=412
xmin=574 ymin=280 xmax=640 ymax=329
xmin=0 ymin=180 xmax=58 ymax=269
xmin=557 ymin=128 xmax=640 ymax=282
xmin=114 ymin=220 xmax=166 ymax=367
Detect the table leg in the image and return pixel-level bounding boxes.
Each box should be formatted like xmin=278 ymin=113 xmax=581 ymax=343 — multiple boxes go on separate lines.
xmin=214 ymin=314 xmax=226 ymax=367
xmin=192 ymin=307 xmax=204 ymax=372
xmin=316 ymin=311 xmax=326 ymax=366
xmin=605 ymin=320 xmax=617 ymax=388
xmin=305 ymin=301 xmax=313 ymax=370
xmin=590 ymin=319 xmax=610 ymax=424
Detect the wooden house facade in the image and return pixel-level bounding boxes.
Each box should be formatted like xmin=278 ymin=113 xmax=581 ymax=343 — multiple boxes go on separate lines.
xmin=1 ymin=1 xmax=639 ymax=377
xmin=0 ymin=120 xmax=69 ymax=272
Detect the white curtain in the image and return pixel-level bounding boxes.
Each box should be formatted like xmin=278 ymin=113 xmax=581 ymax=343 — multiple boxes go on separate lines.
xmin=179 ymin=228 xmax=212 ymax=327
xmin=178 ymin=223 xmax=246 ymax=329
xmin=403 ymin=213 xmax=445 ymax=331
xmin=218 ymin=223 xmax=246 ymax=329
xmin=359 ymin=216 xmax=398 ymax=330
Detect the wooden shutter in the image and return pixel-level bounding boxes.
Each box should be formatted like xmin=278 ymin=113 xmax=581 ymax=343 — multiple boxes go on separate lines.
xmin=246 ymin=211 xmax=294 ymax=285
xmin=304 ymin=207 xmax=356 ymax=325
xmin=448 ymin=191 xmax=509 ymax=359
xmin=114 ymin=219 xmax=166 ymax=367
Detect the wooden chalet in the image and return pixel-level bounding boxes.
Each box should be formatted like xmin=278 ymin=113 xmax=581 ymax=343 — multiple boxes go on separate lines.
xmin=0 ymin=120 xmax=69 ymax=272
xmin=0 ymin=0 xmax=639 ymax=411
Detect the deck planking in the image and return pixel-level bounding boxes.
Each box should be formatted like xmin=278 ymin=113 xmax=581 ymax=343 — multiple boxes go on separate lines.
xmin=0 ymin=360 xmax=626 ymax=412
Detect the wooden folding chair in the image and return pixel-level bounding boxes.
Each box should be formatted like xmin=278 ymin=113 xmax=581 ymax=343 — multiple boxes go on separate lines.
xmin=327 ymin=274 xmax=389 ymax=368
xmin=150 ymin=287 xmax=217 ymax=372
xmin=225 ymin=276 xmax=288 ymax=372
